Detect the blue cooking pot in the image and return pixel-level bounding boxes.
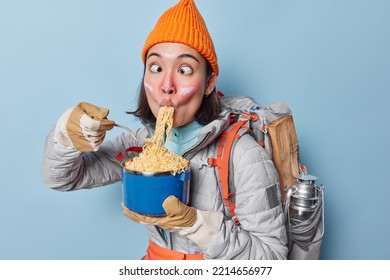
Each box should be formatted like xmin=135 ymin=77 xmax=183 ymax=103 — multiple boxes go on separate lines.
xmin=121 ymin=160 xmax=191 ymax=216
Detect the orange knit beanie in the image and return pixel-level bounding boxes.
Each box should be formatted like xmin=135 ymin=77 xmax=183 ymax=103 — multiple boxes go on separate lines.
xmin=142 ymin=0 xmax=219 ymax=75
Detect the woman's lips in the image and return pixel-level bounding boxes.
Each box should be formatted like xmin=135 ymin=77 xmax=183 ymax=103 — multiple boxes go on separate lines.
xmin=160 ymin=100 xmax=174 ymax=107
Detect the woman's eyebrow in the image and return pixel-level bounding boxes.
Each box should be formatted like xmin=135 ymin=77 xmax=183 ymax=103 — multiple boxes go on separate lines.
xmin=146 ymin=52 xmax=161 ymax=60
xmin=178 ymin=53 xmax=200 ymax=63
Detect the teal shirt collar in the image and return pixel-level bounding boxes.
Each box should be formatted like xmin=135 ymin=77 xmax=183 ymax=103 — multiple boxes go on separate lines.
xmin=165 ymin=121 xmax=205 ymax=155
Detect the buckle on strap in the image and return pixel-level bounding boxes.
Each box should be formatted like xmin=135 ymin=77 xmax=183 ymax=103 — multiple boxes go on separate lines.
xmin=232 ymin=215 xmax=241 ymax=226
xmin=207 ymin=158 xmax=218 ymax=166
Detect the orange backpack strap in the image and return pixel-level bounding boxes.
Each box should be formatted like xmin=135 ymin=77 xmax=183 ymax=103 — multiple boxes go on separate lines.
xmin=208 ymin=113 xmax=257 ymax=226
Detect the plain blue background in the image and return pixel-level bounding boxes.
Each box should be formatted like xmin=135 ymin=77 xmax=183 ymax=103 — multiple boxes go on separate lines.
xmin=1 ymin=0 xmax=389 ymax=260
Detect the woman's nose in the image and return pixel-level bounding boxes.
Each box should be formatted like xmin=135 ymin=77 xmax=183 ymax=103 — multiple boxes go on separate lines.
xmin=161 ymin=74 xmax=175 ymax=94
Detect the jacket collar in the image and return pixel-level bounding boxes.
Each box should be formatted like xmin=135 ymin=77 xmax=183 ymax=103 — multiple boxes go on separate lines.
xmin=183 ymin=109 xmax=231 ymax=159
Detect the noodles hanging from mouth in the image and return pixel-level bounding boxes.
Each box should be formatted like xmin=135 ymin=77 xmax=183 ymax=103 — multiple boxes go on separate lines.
xmin=124 ymin=107 xmax=189 ymax=174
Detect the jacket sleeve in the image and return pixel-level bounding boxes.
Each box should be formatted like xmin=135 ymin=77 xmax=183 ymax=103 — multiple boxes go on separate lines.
xmin=203 ymin=134 xmax=288 ymax=259
xmin=41 ymin=128 xmax=143 ymax=191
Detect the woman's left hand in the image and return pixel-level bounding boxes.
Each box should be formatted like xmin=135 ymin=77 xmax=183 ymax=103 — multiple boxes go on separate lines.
xmin=121 ymin=196 xmax=197 ymax=231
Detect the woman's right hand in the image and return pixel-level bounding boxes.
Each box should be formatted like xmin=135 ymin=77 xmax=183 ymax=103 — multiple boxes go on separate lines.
xmin=54 ymin=102 xmax=115 ymax=152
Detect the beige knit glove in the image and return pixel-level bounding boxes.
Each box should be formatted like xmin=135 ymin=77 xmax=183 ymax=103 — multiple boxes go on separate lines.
xmin=54 ymin=102 xmax=115 ymax=152
xmin=121 ymin=196 xmax=197 ymax=231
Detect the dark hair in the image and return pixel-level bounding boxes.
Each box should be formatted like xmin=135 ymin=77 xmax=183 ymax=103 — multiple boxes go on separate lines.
xmin=128 ymin=61 xmax=221 ymax=126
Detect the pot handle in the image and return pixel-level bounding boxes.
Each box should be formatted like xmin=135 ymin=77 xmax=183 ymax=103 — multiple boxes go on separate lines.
xmin=178 ymin=170 xmax=191 ymax=181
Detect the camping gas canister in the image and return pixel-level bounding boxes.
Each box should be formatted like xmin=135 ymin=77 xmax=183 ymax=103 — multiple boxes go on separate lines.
xmin=285 ymin=166 xmax=320 ymax=223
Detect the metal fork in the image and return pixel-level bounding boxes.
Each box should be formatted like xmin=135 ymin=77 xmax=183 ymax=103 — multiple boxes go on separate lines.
xmin=114 ymin=124 xmax=153 ymax=143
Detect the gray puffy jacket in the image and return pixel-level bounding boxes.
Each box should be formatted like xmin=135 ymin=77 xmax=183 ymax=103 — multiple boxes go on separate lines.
xmin=42 ymin=108 xmax=288 ymax=260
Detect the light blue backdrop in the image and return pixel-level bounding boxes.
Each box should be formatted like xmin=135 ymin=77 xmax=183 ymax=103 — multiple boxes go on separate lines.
xmin=1 ymin=0 xmax=389 ymax=260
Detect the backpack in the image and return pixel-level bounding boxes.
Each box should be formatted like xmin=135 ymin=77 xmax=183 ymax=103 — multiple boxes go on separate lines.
xmin=209 ymin=93 xmax=324 ymax=260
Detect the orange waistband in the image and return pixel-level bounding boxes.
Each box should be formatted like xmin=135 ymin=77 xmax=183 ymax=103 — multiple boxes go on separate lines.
xmin=144 ymin=241 xmax=204 ymax=260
